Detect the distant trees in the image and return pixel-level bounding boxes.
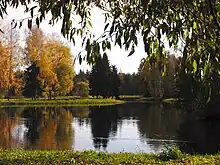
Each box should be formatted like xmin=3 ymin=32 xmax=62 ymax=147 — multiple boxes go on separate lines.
xmin=119 ymin=73 xmax=146 ymax=96
xmin=89 ymin=53 xmax=121 ymax=98
xmin=138 ymin=53 xmax=180 ymax=99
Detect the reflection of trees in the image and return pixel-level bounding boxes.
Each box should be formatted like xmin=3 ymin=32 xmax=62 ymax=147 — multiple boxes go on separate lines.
xmin=137 ymin=104 xmax=183 ymax=139
xmin=0 ymin=107 xmax=25 ymax=148
xmin=69 ymin=107 xmax=90 ymax=127
xmin=116 ymin=103 xmax=184 ymax=153
xmin=22 ymin=107 xmax=74 ymax=150
xmin=177 ymin=115 xmax=220 ymax=154
xmin=89 ymin=106 xmax=120 ymax=150
xmin=136 ymin=103 xmax=184 ymax=153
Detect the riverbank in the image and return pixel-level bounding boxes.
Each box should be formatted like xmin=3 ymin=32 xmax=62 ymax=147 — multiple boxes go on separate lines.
xmin=120 ymin=95 xmax=178 ymax=104
xmin=0 ymin=98 xmax=124 ymax=107
xmin=0 ymin=150 xmax=219 ymax=165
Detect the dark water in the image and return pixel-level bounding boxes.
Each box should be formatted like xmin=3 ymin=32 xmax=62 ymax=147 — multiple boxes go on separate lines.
xmin=0 ymin=103 xmax=220 ymax=154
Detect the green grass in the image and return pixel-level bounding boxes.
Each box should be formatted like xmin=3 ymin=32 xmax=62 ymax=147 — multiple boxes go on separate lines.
xmin=120 ymin=95 xmax=143 ymax=99
xmin=0 ymin=149 xmax=219 ymax=165
xmin=0 ymin=98 xmax=124 ymax=107
xmin=162 ymin=98 xmax=178 ymax=104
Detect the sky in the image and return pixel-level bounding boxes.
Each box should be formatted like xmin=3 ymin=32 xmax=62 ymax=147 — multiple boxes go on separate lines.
xmin=4 ymin=6 xmax=146 ymax=74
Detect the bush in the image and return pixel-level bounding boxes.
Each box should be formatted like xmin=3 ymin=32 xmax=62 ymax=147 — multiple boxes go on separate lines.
xmin=158 ymin=146 xmax=184 ymax=161
xmin=74 ymin=81 xmax=90 ymax=98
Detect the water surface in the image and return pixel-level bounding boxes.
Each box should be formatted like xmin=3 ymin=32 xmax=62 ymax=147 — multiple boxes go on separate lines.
xmin=0 ymin=103 xmax=220 ymax=154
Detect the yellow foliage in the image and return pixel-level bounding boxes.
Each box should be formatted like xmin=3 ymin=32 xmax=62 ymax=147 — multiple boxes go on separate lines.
xmin=25 ymin=28 xmax=75 ymax=97
xmin=0 ymin=42 xmax=10 ymax=89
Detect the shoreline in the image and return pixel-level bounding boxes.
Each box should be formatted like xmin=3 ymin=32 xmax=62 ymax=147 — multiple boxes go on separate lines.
xmin=0 ymin=98 xmax=125 ymax=108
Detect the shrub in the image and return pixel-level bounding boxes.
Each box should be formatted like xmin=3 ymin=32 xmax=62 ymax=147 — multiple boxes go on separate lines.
xmin=158 ymin=146 xmax=184 ymax=161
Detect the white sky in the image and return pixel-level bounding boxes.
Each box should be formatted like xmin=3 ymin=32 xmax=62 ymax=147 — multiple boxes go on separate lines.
xmin=5 ymin=6 xmax=146 ymax=74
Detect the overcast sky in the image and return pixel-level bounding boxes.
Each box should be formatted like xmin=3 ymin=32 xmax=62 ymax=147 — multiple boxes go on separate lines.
xmin=5 ymin=6 xmax=146 ymax=74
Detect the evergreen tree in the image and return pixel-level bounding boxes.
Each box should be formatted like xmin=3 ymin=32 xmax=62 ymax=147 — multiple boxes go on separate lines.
xmin=100 ymin=53 xmax=111 ymax=98
xmin=90 ymin=53 xmax=112 ymax=98
xmin=90 ymin=55 xmax=102 ymax=98
xmin=23 ymin=62 xmax=41 ymax=99
xmin=109 ymin=65 xmax=121 ymax=99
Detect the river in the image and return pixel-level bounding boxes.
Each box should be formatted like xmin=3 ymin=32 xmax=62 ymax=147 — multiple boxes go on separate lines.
xmin=0 ymin=102 xmax=219 ymax=154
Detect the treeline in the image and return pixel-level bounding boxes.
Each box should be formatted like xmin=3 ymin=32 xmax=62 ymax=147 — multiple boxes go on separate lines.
xmin=0 ymin=25 xmax=141 ymax=100
xmin=0 ymin=25 xmax=219 ymax=106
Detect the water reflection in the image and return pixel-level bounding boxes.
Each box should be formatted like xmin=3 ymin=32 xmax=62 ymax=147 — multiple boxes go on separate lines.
xmin=0 ymin=103 xmax=219 ymax=154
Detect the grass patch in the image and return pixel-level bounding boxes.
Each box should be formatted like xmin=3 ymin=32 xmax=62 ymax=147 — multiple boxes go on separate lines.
xmin=0 ymin=98 xmax=124 ymax=108
xmin=0 ymin=150 xmax=219 ymax=165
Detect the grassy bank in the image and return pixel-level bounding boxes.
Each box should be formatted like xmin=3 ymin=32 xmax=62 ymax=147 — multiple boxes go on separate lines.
xmin=162 ymin=98 xmax=178 ymax=104
xmin=0 ymin=98 xmax=124 ymax=107
xmin=0 ymin=150 xmax=219 ymax=165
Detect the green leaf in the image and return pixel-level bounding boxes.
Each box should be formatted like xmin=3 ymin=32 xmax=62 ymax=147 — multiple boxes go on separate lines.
xmin=106 ymin=41 xmax=111 ymax=50
xmin=193 ymin=60 xmax=197 ymax=73
xmin=102 ymin=41 xmax=106 ymax=51
xmin=193 ymin=22 xmax=197 ymax=30
xmin=88 ymin=20 xmax=92 ymax=28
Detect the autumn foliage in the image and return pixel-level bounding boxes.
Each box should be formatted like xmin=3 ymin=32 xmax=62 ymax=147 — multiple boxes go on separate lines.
xmin=24 ymin=28 xmax=74 ymax=99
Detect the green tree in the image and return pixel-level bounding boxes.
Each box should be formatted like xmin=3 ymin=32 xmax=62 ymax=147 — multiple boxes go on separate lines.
xmin=109 ymin=65 xmax=121 ymax=99
xmin=23 ymin=62 xmax=41 ymax=99
xmin=74 ymin=81 xmax=90 ymax=98
xmin=139 ymin=53 xmax=180 ymax=99
xmin=119 ymin=73 xmax=145 ymax=96
xmin=89 ymin=55 xmax=102 ymax=98
xmin=89 ymin=53 xmax=111 ymax=98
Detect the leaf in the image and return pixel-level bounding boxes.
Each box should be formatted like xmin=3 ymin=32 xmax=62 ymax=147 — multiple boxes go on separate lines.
xmin=110 ymin=25 xmax=114 ymax=35
xmin=104 ymin=23 xmax=109 ymax=31
xmin=144 ymin=42 xmax=149 ymax=53
xmin=28 ymin=19 xmax=32 ymax=29
xmin=128 ymin=45 xmax=135 ymax=57
xmin=31 ymin=9 xmax=34 ymax=17
xmin=193 ymin=60 xmax=197 ymax=73
xmin=116 ymin=37 xmax=122 ymax=48
xmin=106 ymin=41 xmax=111 ymax=50
xmin=0 ymin=29 xmax=4 ymax=34
xmin=193 ymin=22 xmax=197 ymax=30
xmin=79 ymin=55 xmax=82 ymax=64
xmin=36 ymin=17 xmax=40 ymax=27
xmin=203 ymin=63 xmax=210 ymax=78
xmin=19 ymin=21 xmax=22 ymax=28
xmin=102 ymin=41 xmax=106 ymax=51
xmin=85 ymin=39 xmax=90 ymax=51
xmin=0 ymin=10 xmax=3 ymax=19
xmin=88 ymin=20 xmax=92 ymax=28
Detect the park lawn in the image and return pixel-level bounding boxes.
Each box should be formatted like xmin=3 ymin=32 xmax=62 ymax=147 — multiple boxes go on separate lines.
xmin=0 ymin=98 xmax=125 ymax=107
xmin=0 ymin=150 xmax=219 ymax=165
